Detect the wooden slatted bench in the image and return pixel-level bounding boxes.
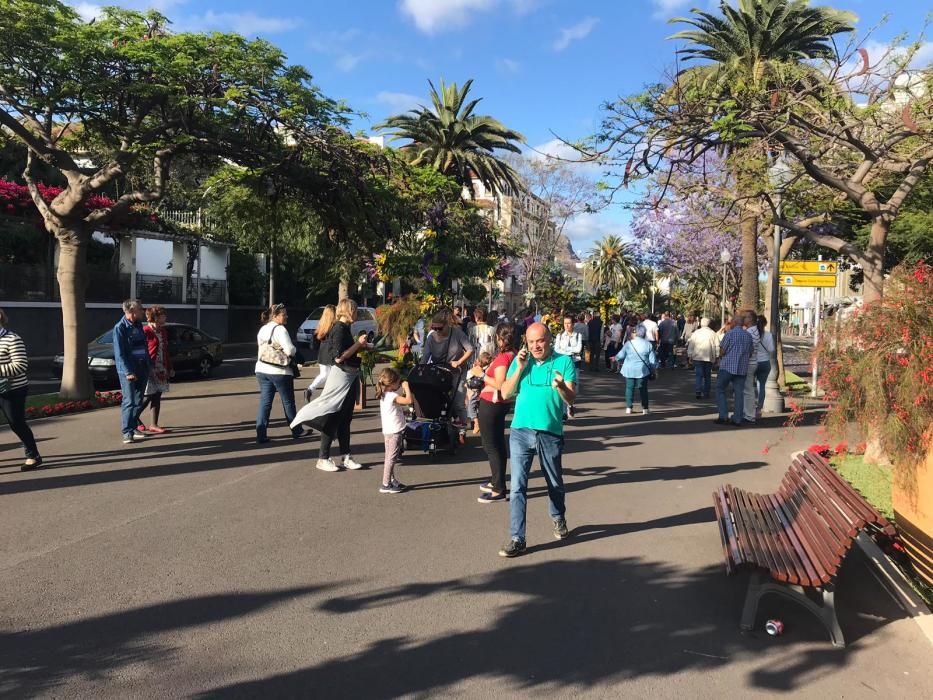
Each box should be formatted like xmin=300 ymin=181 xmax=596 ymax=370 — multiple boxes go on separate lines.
xmin=713 ymin=451 xmax=896 ymax=647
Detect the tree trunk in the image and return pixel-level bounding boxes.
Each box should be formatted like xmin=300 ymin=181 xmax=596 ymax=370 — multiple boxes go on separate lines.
xmin=739 ymin=211 xmax=759 ymax=311
xmin=338 ymin=274 xmax=349 ymax=300
xmin=268 ymin=249 xmax=275 ymax=307
xmin=861 ymin=217 xmax=888 ymax=304
xmin=57 ymin=234 xmax=93 ymax=400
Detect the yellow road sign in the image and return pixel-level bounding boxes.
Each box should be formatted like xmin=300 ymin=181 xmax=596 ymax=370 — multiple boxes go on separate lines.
xmin=780 ymin=260 xmax=838 ymax=274
xmin=780 ymin=274 xmax=837 ymax=288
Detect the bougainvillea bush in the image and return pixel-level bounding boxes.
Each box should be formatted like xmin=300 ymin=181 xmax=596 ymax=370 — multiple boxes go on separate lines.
xmin=816 ymin=262 xmax=933 ymax=477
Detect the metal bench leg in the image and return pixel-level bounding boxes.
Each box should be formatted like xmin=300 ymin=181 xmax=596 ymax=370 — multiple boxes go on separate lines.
xmin=739 ymin=573 xmax=845 ymax=647
xmin=740 ymin=571 xmax=763 ymax=631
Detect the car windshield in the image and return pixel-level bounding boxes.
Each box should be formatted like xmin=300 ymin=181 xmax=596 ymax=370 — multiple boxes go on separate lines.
xmin=305 ymin=307 xmax=325 ymax=322
xmin=95 ymin=330 xmax=114 ymax=344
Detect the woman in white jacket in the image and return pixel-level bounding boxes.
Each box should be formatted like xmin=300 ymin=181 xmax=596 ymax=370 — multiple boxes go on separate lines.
xmin=255 ymin=304 xmax=302 ymax=443
xmin=686 ymin=317 xmax=719 ymax=400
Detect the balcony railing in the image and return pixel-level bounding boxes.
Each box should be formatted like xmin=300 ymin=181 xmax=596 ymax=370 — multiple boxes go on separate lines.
xmin=136 ymin=274 xmax=183 ymax=304
xmin=185 ymin=278 xmax=227 ymax=305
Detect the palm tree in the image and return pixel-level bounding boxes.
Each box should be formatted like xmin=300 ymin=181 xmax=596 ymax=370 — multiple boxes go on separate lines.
xmin=668 ymin=0 xmax=855 ymax=310
xmin=585 ymin=235 xmax=637 ymax=299
xmin=377 ymin=79 xmax=526 ymax=195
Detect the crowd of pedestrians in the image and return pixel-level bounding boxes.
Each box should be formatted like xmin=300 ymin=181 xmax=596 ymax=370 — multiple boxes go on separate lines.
xmin=3 ymin=296 xmax=778 ymax=556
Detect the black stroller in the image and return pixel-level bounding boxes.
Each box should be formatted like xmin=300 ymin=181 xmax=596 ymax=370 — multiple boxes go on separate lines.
xmin=403 ymin=362 xmax=460 ymax=456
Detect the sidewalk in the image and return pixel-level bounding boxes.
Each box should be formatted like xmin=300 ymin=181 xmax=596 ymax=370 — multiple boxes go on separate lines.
xmin=1 ymin=365 xmax=930 ymax=697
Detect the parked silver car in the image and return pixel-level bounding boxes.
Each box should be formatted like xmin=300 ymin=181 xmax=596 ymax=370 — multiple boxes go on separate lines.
xmin=295 ymin=306 xmax=378 ymax=348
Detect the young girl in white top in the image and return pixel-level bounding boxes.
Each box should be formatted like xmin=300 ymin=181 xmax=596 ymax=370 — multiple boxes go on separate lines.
xmin=376 ymin=367 xmax=414 ymax=494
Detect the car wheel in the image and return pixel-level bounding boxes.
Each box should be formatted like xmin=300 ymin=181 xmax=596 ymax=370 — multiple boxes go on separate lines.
xmin=197 ymin=355 xmax=213 ymax=379
xmin=367 ymin=331 xmax=375 ymax=343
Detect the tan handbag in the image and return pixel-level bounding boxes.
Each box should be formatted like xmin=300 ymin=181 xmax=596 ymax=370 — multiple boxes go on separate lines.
xmin=259 ymin=327 xmax=290 ymax=367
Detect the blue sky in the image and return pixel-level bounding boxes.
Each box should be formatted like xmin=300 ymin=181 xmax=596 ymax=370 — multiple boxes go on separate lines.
xmin=75 ymin=0 xmax=932 ymax=253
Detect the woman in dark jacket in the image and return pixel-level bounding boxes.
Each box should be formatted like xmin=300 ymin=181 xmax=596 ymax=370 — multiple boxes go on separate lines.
xmin=291 ymin=298 xmax=373 ymax=472
xmin=0 ymin=308 xmax=42 ymax=470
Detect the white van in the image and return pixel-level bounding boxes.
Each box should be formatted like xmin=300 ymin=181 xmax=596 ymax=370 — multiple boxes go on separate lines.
xmin=295 ymin=306 xmax=378 ymax=347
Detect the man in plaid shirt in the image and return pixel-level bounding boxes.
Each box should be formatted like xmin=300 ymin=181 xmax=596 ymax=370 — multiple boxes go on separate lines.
xmin=715 ymin=313 xmax=755 ymax=426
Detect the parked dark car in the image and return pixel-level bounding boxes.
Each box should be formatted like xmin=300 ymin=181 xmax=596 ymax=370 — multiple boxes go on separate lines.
xmin=52 ymin=323 xmax=224 ymax=386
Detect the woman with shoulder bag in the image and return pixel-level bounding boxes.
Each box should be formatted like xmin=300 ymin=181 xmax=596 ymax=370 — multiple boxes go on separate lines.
xmin=291 ymin=298 xmax=373 ymax=472
xmin=0 ymin=308 xmax=42 ymax=470
xmin=137 ymin=305 xmax=173 ymax=434
xmin=255 ymin=303 xmax=303 ymax=444
xmin=614 ymin=324 xmax=657 ymax=416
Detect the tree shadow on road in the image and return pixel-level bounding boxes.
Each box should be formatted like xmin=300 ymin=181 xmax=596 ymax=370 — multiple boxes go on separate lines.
xmin=0 ymin=584 xmax=341 ymax=697
xmin=196 ymin=550 xmax=904 ymax=698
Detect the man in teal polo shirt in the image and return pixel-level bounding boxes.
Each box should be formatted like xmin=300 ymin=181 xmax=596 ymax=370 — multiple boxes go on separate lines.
xmin=498 ymin=322 xmax=577 ymax=557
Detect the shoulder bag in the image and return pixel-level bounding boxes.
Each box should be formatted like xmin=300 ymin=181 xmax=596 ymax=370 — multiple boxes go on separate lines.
xmin=258 ymin=325 xmax=290 ymax=368
xmin=630 ymin=342 xmax=657 ymax=380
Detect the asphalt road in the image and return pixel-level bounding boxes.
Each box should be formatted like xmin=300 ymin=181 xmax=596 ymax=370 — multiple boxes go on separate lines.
xmin=1 ymin=366 xmax=931 ymax=698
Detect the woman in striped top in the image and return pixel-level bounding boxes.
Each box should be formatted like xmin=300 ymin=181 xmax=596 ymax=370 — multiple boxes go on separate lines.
xmin=0 ymin=308 xmax=42 ymax=470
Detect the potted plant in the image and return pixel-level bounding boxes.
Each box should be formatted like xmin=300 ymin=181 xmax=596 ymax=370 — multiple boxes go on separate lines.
xmin=817 ymin=262 xmax=933 ymax=586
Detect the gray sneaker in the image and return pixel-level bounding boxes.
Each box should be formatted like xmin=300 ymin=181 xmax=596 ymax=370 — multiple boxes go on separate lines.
xmin=553 ymin=518 xmax=570 ymax=540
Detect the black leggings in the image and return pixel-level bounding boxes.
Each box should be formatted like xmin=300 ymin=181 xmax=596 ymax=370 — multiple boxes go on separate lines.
xmin=319 ymin=377 xmax=359 ymax=459
xmin=478 ymin=399 xmax=510 ymax=494
xmin=0 ymin=386 xmax=39 ymax=459
xmin=139 ymin=391 xmax=162 ymax=425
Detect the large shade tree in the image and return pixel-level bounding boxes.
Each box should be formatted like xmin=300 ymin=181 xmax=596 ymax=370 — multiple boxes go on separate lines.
xmin=0 ymin=1 xmax=348 ymax=398
xmin=377 ymin=79 xmax=526 ymax=195
xmin=667 ymin=0 xmax=856 ymax=309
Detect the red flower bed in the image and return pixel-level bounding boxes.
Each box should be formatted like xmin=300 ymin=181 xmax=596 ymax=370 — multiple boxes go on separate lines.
xmin=25 ymin=390 xmax=123 ymax=419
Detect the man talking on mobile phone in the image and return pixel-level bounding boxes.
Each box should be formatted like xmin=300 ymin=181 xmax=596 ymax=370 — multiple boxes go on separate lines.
xmin=497 ymin=322 xmax=577 ymax=557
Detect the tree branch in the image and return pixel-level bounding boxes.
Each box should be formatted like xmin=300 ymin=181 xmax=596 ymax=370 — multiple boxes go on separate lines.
xmin=86 ymin=147 xmax=175 ymax=225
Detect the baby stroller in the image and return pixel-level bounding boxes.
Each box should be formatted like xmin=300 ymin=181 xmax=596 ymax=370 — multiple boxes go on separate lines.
xmin=403 ymin=362 xmax=460 ymax=456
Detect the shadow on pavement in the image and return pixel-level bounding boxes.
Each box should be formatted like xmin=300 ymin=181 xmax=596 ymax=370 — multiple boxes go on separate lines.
xmin=196 ymin=551 xmax=903 ymax=698
xmin=0 ymin=584 xmax=339 ymax=697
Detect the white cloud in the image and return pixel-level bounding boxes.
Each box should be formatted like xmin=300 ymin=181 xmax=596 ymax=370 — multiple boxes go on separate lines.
xmin=552 ymin=16 xmax=599 ymax=52
xmin=182 ymin=11 xmax=297 ymax=35
xmin=496 ymin=58 xmax=521 ymax=74
xmin=309 ymin=29 xmax=373 ymax=72
xmin=375 ymin=91 xmax=423 ymax=113
xmin=563 ymin=210 xmax=630 ymax=251
xmin=399 ymin=0 xmax=497 ymax=33
xmin=73 ymin=2 xmax=102 ymax=20
xmin=650 ymin=0 xmax=691 ymax=21
xmin=335 ymin=53 xmax=369 ymax=72
xmin=399 ymin=0 xmax=541 ymax=33
xmin=529 ymin=138 xmax=603 ymax=176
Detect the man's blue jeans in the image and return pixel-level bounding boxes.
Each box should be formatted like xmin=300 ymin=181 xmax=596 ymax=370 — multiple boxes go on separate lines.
xmin=256 ymin=372 xmax=300 ymax=439
xmin=118 ymin=371 xmax=147 ymax=437
xmin=694 ymin=361 xmax=712 ymax=397
xmin=509 ymin=427 xmax=566 ymax=542
xmin=716 ymin=369 xmax=746 ymax=424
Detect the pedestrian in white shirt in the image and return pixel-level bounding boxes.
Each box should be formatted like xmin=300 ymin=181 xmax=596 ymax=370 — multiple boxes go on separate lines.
xmin=687 ymin=317 xmax=719 ymax=399
xmin=555 ymin=314 xmax=583 ymax=417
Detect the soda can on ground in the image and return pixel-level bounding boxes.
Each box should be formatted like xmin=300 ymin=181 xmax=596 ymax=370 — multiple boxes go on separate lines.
xmin=765 ymin=619 xmax=784 ymax=636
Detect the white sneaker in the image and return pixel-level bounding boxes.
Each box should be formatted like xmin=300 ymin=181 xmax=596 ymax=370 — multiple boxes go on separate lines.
xmin=316 ymin=458 xmax=339 ymax=472
xmin=343 ymin=455 xmax=364 ymax=470
xmin=625 ymin=407 xmax=632 ymax=415
xmin=642 ymin=407 xmax=650 ymax=415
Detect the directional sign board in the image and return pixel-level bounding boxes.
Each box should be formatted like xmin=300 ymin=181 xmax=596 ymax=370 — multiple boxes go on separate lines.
xmin=780 ymin=260 xmax=838 ymax=274
xmin=780 ymin=274 xmax=837 ymax=288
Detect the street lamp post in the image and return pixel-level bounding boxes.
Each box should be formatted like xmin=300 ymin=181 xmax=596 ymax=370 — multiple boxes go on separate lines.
xmin=764 ymin=157 xmax=793 ymax=414
xmin=720 ymin=248 xmax=732 ymax=321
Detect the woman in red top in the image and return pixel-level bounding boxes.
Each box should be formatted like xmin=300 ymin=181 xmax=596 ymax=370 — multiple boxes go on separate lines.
xmin=138 ymin=305 xmax=173 ymax=433
xmin=476 ymin=323 xmax=518 ymax=503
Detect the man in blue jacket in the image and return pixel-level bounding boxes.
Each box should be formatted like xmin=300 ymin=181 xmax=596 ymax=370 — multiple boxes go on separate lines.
xmin=113 ymin=299 xmax=150 ymax=443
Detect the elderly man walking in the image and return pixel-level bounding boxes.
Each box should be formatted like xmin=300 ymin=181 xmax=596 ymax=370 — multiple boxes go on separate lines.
xmin=498 ymin=322 xmax=577 ymax=557
xmin=687 ymin=317 xmax=719 ymax=399
xmin=715 ymin=314 xmax=754 ymax=426
xmin=113 ymin=299 xmax=151 ymax=444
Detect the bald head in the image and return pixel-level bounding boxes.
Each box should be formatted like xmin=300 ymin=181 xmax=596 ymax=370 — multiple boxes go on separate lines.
xmin=525 ymin=322 xmax=552 ymax=360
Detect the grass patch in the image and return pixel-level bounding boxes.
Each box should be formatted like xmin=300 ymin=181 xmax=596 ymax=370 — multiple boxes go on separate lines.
xmin=1 ymin=392 xmax=120 ymax=425
xmin=784 ymin=370 xmax=811 ymax=394
xmin=831 ymin=454 xmax=933 ymax=606
xmin=830 ymin=454 xmax=893 ymax=522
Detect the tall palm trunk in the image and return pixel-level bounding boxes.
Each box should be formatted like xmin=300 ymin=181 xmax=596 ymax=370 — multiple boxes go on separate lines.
xmin=56 ymin=233 xmax=93 ymax=400
xmin=739 ymin=210 xmax=759 ymax=311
